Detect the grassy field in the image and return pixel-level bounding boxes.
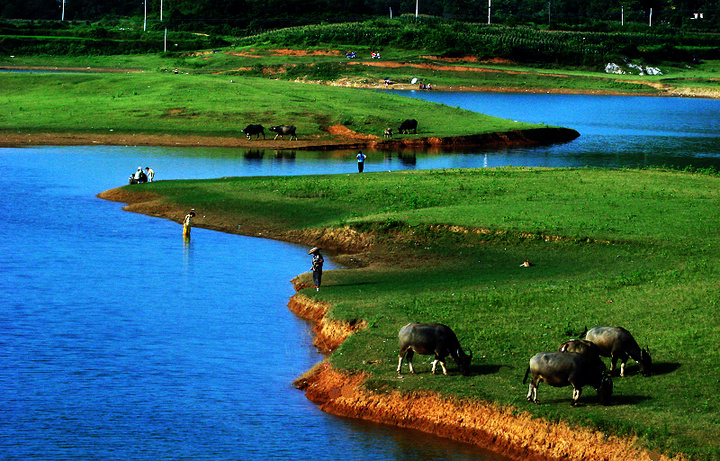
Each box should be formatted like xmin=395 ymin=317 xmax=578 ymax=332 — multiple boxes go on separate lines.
xmin=4 ymin=45 xmax=720 ymax=98
xmin=0 ymin=71 xmax=541 ymax=139
xmin=114 ymin=167 xmax=720 ymax=460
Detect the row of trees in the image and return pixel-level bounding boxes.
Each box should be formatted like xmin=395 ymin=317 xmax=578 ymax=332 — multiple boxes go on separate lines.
xmin=2 ymin=0 xmax=718 ymax=30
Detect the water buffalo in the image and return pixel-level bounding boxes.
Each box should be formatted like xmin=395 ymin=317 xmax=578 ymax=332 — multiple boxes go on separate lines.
xmin=398 ymin=119 xmax=418 ymax=134
xmin=242 ymin=124 xmax=265 ymax=140
xmin=524 ymin=351 xmax=613 ymax=406
xmin=397 ymin=323 xmax=472 ymax=376
xmin=269 ymin=125 xmax=298 ymax=140
xmin=559 ymin=339 xmax=601 ymax=359
xmin=584 ymin=326 xmax=652 ymax=377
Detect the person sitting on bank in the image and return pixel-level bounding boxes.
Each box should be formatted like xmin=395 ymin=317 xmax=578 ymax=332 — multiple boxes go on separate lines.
xmin=132 ymin=166 xmax=147 ymax=184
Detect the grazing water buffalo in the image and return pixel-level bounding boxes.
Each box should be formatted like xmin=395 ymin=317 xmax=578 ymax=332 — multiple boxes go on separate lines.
xmin=242 ymin=124 xmax=265 ymax=140
xmin=269 ymin=125 xmax=298 ymax=140
xmin=398 ymin=119 xmax=418 ymax=134
xmin=559 ymin=339 xmax=602 ymax=359
xmin=397 ymin=323 xmax=472 ymax=376
xmin=524 ymin=351 xmax=613 ymax=406
xmin=584 ymin=326 xmax=652 ymax=377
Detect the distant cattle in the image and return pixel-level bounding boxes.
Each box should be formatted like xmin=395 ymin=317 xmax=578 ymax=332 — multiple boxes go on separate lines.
xmin=269 ymin=125 xmax=298 ymax=140
xmin=398 ymin=119 xmax=418 ymax=134
xmin=397 ymin=323 xmax=472 ymax=376
xmin=242 ymin=124 xmax=265 ymax=140
xmin=384 ymin=127 xmax=393 ymax=138
xmin=584 ymin=326 xmax=652 ymax=377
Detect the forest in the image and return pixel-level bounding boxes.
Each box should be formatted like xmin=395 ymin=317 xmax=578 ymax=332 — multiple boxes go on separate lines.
xmin=2 ymin=0 xmax=719 ymax=32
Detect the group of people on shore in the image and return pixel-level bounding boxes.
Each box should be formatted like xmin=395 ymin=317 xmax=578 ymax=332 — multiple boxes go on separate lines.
xmin=129 ymin=166 xmax=154 ymax=184
xmin=345 ymin=51 xmax=381 ymax=59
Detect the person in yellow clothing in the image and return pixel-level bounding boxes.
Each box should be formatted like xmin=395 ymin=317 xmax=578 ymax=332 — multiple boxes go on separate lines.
xmin=145 ymin=167 xmax=155 ymax=182
xmin=183 ymin=210 xmax=196 ymax=238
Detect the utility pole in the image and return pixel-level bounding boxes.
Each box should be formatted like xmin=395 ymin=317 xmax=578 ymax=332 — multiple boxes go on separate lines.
xmin=143 ymin=0 xmax=147 ymax=32
xmin=487 ymin=0 xmax=491 ymax=24
xmin=649 ymin=8 xmax=653 ymax=26
xmin=415 ymin=0 xmax=419 ymax=20
xmin=548 ymin=1 xmax=551 ymax=25
xmin=621 ymin=6 xmax=624 ymax=25
xmin=61 ymin=0 xmax=65 ymax=21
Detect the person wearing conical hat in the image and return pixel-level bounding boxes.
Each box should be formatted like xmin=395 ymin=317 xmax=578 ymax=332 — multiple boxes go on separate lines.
xmin=308 ymin=247 xmax=324 ymax=291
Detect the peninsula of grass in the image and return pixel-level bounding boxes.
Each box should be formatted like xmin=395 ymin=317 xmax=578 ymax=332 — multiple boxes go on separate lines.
xmin=104 ymin=167 xmax=720 ymax=461
xmin=0 ymin=70 xmax=546 ymax=143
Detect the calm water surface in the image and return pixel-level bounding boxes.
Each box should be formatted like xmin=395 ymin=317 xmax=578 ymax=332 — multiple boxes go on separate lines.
xmin=2 ymin=92 xmax=719 ymax=460
xmin=0 ymin=145 xmax=506 ymax=460
xmin=395 ymin=90 xmax=720 ymax=169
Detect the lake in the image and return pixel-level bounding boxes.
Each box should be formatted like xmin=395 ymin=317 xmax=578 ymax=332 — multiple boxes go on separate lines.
xmin=1 ymin=92 xmax=719 ymax=460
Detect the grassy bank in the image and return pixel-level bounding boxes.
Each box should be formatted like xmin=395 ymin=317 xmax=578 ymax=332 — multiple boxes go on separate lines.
xmin=0 ymin=71 xmax=542 ymax=141
xmin=107 ymin=167 xmax=720 ymax=460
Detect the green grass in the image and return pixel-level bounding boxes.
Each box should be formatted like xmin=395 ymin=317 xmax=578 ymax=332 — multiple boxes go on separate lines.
xmin=117 ymin=167 xmax=720 ymax=460
xmin=0 ymin=71 xmax=537 ymax=138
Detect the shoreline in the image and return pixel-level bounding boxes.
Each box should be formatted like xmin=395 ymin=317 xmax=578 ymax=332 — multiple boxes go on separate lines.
xmin=97 ymin=185 xmax=683 ymax=461
xmin=0 ymin=127 xmax=580 ymax=150
xmin=288 ymin=292 xmax=679 ymax=461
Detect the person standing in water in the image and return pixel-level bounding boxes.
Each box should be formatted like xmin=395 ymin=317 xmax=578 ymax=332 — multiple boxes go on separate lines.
xmin=356 ymin=150 xmax=367 ymax=173
xmin=309 ymin=247 xmax=324 ymax=291
xmin=183 ymin=210 xmax=196 ymax=238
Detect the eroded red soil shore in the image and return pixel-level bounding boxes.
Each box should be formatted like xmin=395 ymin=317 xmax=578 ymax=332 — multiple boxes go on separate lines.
xmin=96 ymin=187 xmax=685 ymax=461
xmin=288 ymin=293 xmax=684 ymax=461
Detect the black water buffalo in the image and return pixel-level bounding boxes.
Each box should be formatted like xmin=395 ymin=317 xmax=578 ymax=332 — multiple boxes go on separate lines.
xmin=524 ymin=351 xmax=613 ymax=406
xmin=242 ymin=124 xmax=265 ymax=140
xmin=559 ymin=339 xmax=602 ymax=359
xmin=397 ymin=323 xmax=472 ymax=376
xmin=398 ymin=119 xmax=418 ymax=134
xmin=269 ymin=125 xmax=298 ymax=140
xmin=584 ymin=326 xmax=652 ymax=377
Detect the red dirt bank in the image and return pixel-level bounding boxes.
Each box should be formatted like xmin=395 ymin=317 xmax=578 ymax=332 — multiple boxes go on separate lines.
xmin=288 ymin=292 xmax=683 ymax=461
xmin=97 ymin=188 xmax=683 ymax=461
xmin=0 ymin=127 xmax=579 ymax=150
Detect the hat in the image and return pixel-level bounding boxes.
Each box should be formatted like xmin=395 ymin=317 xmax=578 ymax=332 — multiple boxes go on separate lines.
xmin=308 ymin=247 xmax=320 ymax=254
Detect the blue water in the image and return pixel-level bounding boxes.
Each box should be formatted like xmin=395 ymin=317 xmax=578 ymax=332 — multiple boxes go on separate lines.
xmin=0 ymin=147 xmax=505 ymax=460
xmin=394 ymin=90 xmax=720 ymax=169
xmin=2 ymin=92 xmax=719 ymax=460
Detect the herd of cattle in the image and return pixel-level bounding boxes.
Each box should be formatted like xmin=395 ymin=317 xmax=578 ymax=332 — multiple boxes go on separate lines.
xmin=241 ymin=119 xmax=419 ymax=141
xmin=241 ymin=124 xmax=297 ymax=140
xmin=397 ymin=323 xmax=652 ymax=406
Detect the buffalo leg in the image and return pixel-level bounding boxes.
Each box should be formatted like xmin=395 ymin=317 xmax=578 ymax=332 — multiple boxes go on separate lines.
xmin=572 ymin=387 xmax=582 ymax=406
xmin=397 ymin=349 xmax=415 ymax=374
xmin=527 ymin=382 xmax=539 ymax=404
xmin=431 ymin=358 xmax=449 ymax=375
